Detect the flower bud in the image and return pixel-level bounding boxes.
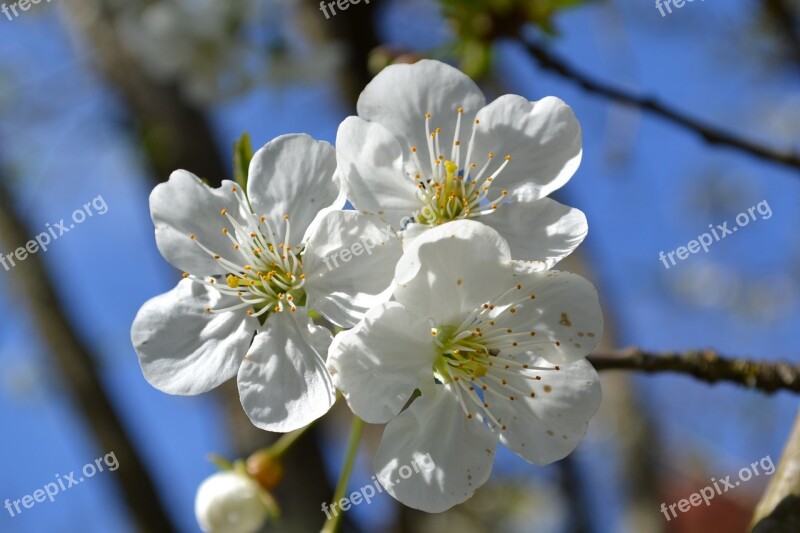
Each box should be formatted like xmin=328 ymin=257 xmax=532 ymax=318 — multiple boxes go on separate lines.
xmin=246 ymin=450 xmax=284 ymax=491
xmin=194 ymin=471 xmax=269 ymax=533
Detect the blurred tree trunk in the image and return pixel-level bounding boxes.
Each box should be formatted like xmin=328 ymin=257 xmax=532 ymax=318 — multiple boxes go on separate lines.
xmin=299 ymin=0 xmax=380 ymax=104
xmin=58 ymin=3 xmax=338 ymax=531
xmin=0 ymin=170 xmax=175 ymax=532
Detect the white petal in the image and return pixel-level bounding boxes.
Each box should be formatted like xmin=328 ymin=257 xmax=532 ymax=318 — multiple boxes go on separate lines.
xmin=471 ymin=95 xmax=582 ymax=200
xmin=398 ymin=222 xmax=429 ymax=251
xmin=327 ymin=302 xmax=438 ymax=424
xmin=150 ymin=171 xmax=244 ymax=275
xmin=336 ymin=116 xmax=420 ymax=227
xmin=303 ymin=211 xmax=403 ymax=328
xmin=247 ymin=134 xmax=344 ymax=243
xmin=237 ymin=312 xmax=335 ymax=433
xmin=374 ymin=384 xmax=498 ymax=513
xmin=394 ymin=220 xmax=513 ymax=325
xmin=491 ymin=270 xmax=603 ymax=364
xmin=481 ymin=198 xmax=587 ymax=269
xmin=492 ymin=359 xmax=601 ymax=465
xmin=357 ymin=60 xmax=486 ymax=161
xmin=131 ymin=279 xmax=257 ymax=395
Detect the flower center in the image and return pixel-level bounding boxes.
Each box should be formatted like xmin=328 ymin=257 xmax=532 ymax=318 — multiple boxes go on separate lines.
xmin=409 ymin=109 xmax=511 ymax=226
xmin=429 ymin=283 xmax=563 ymax=431
xmin=186 ymin=185 xmax=307 ymax=321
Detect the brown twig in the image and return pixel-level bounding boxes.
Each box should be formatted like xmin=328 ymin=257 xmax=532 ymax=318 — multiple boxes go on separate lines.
xmin=520 ymin=39 xmax=800 ymax=172
xmin=589 ymin=349 xmax=800 ymax=394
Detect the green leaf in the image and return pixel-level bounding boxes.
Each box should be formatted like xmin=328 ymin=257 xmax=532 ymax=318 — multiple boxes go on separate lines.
xmin=233 ymin=132 xmax=254 ymax=189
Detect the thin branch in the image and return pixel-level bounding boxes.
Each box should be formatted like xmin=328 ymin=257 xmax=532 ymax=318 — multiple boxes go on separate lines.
xmin=589 ymin=349 xmax=800 ymax=394
xmin=519 ymin=38 xmax=800 ymax=172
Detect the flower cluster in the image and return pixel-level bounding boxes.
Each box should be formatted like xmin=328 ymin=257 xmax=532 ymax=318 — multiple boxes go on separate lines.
xmin=131 ymin=59 xmax=603 ymax=522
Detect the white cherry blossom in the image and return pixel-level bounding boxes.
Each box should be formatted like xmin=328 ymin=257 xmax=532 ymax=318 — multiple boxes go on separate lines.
xmin=131 ymin=134 xmax=401 ymax=432
xmin=337 ymin=59 xmax=587 ymax=271
xmin=328 ymin=220 xmax=603 ymax=512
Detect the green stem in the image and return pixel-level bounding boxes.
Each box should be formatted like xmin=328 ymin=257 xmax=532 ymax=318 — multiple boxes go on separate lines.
xmin=321 ymin=416 xmax=364 ymax=533
xmin=269 ymin=422 xmax=314 ymax=459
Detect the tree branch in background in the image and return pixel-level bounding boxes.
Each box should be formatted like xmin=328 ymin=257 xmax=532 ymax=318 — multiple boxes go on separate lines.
xmin=519 ymin=38 xmax=800 ymax=172
xmin=299 ymin=0 xmax=381 ymax=106
xmin=751 ymin=410 xmax=800 ymax=532
xmin=0 ymin=174 xmax=175 ymax=531
xmin=761 ymin=0 xmax=800 ymax=73
xmin=589 ymin=349 xmax=800 ymax=394
xmin=60 ymin=0 xmax=223 ymax=182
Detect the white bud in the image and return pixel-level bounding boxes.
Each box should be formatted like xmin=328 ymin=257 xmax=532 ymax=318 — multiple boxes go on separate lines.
xmin=194 ymin=471 xmax=268 ymax=533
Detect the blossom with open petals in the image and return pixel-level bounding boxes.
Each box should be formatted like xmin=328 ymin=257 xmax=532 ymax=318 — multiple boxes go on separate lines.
xmin=328 ymin=220 xmax=602 ymax=512
xmin=131 ymin=134 xmax=401 ymax=432
xmin=336 ymin=59 xmax=586 ymax=271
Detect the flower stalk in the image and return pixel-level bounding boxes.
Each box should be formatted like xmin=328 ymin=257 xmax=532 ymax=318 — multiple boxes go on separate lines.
xmin=320 ymin=415 xmax=364 ymax=533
